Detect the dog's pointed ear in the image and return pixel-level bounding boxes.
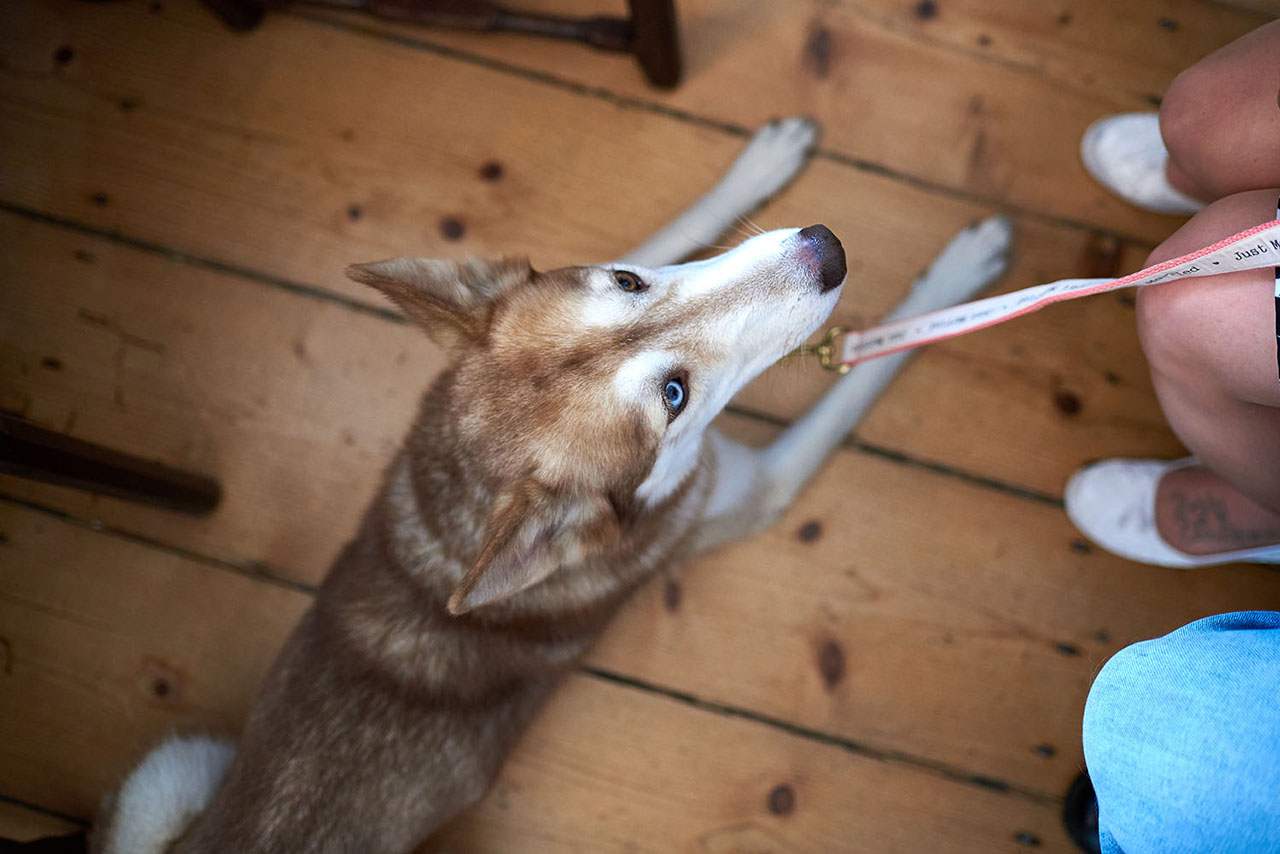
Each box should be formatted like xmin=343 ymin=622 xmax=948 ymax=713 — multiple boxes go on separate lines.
xmin=346 ymin=257 xmax=532 ymax=349
xmin=447 ymin=480 xmax=621 ymax=615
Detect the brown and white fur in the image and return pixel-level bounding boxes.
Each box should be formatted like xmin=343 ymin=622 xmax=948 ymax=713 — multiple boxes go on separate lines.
xmin=96 ymin=118 xmax=1012 ymax=854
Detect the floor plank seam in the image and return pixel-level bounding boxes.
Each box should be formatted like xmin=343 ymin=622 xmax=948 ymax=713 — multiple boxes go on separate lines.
xmin=291 ymin=10 xmax=1163 ymax=249
xmin=581 ymin=666 xmax=1063 ymax=806
xmin=0 ymin=492 xmax=318 ymax=597
xmin=1194 ymin=0 xmax=1275 ymax=20
xmin=0 ymin=202 xmax=408 ymax=327
xmin=720 ymin=405 xmax=1065 ymax=507
xmin=849 ymin=440 xmax=1064 ymax=507
xmin=0 ymin=793 xmax=90 ymax=830
xmin=3 ymin=492 xmax=1063 ymax=809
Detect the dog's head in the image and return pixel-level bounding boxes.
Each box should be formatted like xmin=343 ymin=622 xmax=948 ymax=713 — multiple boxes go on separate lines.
xmin=348 ymin=226 xmax=845 ymax=613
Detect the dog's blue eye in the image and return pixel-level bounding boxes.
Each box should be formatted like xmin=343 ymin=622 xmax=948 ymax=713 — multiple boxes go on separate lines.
xmin=663 ymin=377 xmax=686 ymax=414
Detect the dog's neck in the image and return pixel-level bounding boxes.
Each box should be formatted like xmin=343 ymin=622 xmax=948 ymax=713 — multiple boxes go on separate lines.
xmin=315 ymin=371 xmax=713 ymax=699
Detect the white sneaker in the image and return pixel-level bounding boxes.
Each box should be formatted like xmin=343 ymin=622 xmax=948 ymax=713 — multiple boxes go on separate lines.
xmin=1080 ymin=113 xmax=1205 ymax=216
xmin=1065 ymin=457 xmax=1280 ymax=568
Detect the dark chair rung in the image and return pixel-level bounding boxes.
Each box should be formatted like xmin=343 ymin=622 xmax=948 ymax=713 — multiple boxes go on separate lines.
xmin=0 ymin=414 xmax=222 ymax=516
xmin=199 ymin=0 xmax=682 ymax=87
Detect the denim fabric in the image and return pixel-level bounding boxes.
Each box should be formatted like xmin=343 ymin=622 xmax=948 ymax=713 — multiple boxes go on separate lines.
xmin=1082 ymin=611 xmax=1280 ymax=854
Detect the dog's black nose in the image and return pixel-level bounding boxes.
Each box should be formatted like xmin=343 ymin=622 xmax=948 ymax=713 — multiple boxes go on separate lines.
xmin=799 ymin=224 xmax=846 ymax=292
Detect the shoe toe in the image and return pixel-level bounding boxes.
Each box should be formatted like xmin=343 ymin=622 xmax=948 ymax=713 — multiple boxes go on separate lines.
xmin=1080 ymin=114 xmax=1161 ymax=180
xmin=1065 ymin=459 xmax=1198 ymax=568
xmin=1078 ymin=113 xmax=1203 ymax=216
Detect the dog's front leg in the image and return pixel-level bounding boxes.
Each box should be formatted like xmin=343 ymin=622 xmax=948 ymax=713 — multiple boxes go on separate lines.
xmin=618 ymin=118 xmax=819 ymax=268
xmin=694 ymin=216 xmax=1013 ymax=551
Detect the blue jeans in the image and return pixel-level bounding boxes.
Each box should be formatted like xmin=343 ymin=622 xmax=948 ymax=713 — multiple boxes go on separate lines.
xmin=1082 ymin=611 xmax=1280 ymax=854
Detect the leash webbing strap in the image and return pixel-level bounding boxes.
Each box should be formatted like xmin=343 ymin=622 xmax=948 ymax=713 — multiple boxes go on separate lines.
xmin=838 ymin=218 xmax=1280 ymax=370
xmin=1273 ymin=199 xmax=1279 ymax=384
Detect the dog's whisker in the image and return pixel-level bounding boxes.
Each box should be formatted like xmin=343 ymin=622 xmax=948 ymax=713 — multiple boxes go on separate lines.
xmin=732 ymin=215 xmax=761 ymax=239
xmin=738 ymin=214 xmax=767 ymax=236
xmin=666 ymin=219 xmax=749 ymax=256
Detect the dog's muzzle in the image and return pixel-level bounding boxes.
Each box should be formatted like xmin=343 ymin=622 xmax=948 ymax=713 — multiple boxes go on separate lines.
xmin=799 ymin=224 xmax=847 ymax=293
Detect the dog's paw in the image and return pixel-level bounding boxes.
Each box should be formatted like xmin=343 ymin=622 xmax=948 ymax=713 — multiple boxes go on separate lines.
xmin=912 ymin=214 xmax=1014 ymax=308
xmin=716 ymin=117 xmax=820 ymax=212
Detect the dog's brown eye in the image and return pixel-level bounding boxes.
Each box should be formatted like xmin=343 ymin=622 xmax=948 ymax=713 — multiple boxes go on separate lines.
xmin=614 ymin=271 xmax=646 ymax=293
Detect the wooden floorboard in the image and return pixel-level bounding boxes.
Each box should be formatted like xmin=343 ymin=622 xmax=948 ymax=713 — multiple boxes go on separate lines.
xmin=1 ymin=210 xmax=448 ymax=575
xmin=1 ymin=502 xmax=1070 ymax=852
xmin=2 ymin=0 xmax=1272 ymax=848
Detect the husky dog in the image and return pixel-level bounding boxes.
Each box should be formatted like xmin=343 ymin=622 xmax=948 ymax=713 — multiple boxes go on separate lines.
xmin=97 ymin=118 xmax=1011 ymax=853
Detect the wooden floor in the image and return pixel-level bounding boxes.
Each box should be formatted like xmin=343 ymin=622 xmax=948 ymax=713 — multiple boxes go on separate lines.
xmin=3 ymin=0 xmax=1280 ymax=849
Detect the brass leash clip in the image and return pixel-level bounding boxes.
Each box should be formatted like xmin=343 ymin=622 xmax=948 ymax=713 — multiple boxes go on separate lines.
xmin=783 ymin=325 xmax=852 ymax=374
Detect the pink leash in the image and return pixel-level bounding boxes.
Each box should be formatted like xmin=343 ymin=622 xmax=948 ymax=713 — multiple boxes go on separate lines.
xmin=832 ymin=218 xmax=1280 ymax=371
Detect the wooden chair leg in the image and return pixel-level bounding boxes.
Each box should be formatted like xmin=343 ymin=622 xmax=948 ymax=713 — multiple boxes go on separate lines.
xmin=195 ymin=0 xmax=683 ymax=88
xmin=628 ymin=0 xmax=681 ymax=88
xmin=0 ymin=415 xmax=222 ymax=516
xmin=0 ymin=830 xmax=89 ymax=853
